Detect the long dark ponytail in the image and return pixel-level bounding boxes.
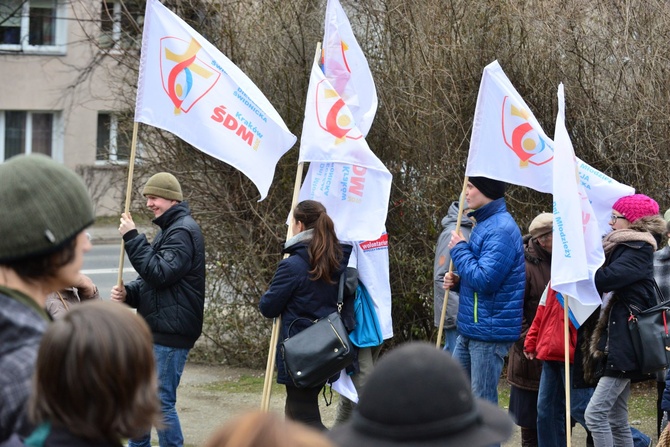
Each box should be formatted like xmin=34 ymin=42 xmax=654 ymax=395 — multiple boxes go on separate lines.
xmin=293 ymin=200 xmax=342 ymax=283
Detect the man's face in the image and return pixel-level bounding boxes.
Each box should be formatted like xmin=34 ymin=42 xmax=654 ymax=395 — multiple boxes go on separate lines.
xmin=146 ymin=195 xmax=178 ymax=218
xmin=536 ymin=232 xmax=553 ymax=254
xmin=465 ymin=182 xmax=491 ymax=210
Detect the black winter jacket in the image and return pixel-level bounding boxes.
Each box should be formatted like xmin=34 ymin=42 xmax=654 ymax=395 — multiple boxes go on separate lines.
xmin=594 ymin=239 xmax=656 ymax=377
xmin=123 ymin=201 xmax=205 ymax=349
xmin=259 ymin=236 xmax=352 ymax=385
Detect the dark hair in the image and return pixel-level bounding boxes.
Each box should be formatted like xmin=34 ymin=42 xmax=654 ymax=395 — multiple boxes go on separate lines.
xmin=204 ymin=411 xmax=334 ymax=447
xmin=1 ymin=236 xmax=78 ymax=281
xmin=293 ymin=200 xmax=342 ymax=283
xmin=29 ymin=301 xmax=161 ymax=442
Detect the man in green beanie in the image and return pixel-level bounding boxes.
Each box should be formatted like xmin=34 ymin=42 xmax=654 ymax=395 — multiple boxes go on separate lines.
xmin=111 ymin=172 xmax=205 ymax=447
xmin=0 ymin=154 xmax=95 ymax=442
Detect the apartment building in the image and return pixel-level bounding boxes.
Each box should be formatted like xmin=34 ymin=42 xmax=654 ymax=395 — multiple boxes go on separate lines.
xmin=0 ymin=0 xmax=143 ymax=214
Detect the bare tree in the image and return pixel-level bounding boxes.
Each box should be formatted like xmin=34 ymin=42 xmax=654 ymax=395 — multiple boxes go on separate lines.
xmin=69 ymin=0 xmax=670 ymax=365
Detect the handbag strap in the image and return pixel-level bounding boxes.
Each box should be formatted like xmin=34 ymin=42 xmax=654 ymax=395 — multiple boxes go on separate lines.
xmin=653 ymin=279 xmax=667 ymax=305
xmin=623 ymin=279 xmax=668 ymax=318
xmin=284 ymin=272 xmax=346 ymax=337
xmin=337 ymin=271 xmax=345 ymax=313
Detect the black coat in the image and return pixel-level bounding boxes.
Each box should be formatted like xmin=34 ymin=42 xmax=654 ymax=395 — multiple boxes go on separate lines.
xmin=594 ymin=240 xmax=656 ymax=377
xmin=259 ymin=240 xmax=352 ymax=385
xmin=124 ymin=201 xmax=206 ymax=349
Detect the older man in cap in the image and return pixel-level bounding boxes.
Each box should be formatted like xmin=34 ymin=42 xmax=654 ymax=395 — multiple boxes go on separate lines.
xmin=111 ymin=173 xmax=205 ymax=447
xmin=443 ymin=176 xmax=525 ymax=438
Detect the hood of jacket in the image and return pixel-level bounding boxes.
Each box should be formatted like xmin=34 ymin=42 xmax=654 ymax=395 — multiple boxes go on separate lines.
xmin=441 ymin=201 xmax=474 ymax=231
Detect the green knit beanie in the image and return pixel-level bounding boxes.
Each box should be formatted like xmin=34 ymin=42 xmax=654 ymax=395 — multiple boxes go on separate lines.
xmin=142 ymin=172 xmax=183 ymax=201
xmin=0 ymin=154 xmax=95 ymax=263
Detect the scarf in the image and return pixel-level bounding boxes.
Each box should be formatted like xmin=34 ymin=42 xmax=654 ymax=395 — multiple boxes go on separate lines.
xmin=602 ymin=228 xmax=657 ymax=256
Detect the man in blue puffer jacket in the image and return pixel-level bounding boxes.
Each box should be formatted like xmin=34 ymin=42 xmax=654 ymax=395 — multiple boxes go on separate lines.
xmin=443 ymin=177 xmax=525 ymax=419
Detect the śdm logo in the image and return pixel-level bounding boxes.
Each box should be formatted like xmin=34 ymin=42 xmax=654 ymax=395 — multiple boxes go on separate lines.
xmin=160 ymin=37 xmax=220 ymax=115
xmin=501 ymin=96 xmax=553 ymax=168
xmin=315 ymin=79 xmax=363 ymax=144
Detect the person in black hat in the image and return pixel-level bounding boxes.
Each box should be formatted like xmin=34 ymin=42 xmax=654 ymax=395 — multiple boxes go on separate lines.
xmin=111 ymin=172 xmax=205 ymax=447
xmin=0 ymin=154 xmax=95 ymax=442
xmin=328 ymin=342 xmax=514 ymax=446
xmin=443 ymin=176 xmax=525 ymax=443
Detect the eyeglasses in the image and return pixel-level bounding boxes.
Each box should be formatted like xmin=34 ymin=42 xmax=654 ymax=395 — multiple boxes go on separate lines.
xmin=610 ymin=214 xmax=628 ymax=224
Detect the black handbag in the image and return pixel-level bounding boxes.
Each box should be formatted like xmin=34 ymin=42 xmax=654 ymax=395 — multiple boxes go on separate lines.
xmin=279 ymin=274 xmax=355 ymax=388
xmin=626 ymin=280 xmax=670 ymax=374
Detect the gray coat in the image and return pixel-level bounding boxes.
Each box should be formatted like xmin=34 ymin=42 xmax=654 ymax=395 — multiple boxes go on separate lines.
xmin=433 ymin=201 xmax=473 ymax=328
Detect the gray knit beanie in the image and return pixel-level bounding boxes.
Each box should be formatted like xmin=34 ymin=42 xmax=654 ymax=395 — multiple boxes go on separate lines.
xmin=0 ymin=154 xmax=95 ymax=263
xmin=142 ymin=173 xmax=183 ymax=201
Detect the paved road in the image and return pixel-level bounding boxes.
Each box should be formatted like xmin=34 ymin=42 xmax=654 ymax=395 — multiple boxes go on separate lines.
xmin=81 ymin=243 xmax=139 ymax=299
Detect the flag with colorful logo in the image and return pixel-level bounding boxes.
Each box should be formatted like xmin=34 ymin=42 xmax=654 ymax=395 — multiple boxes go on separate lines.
xmin=550 ymin=84 xmax=603 ymax=326
xmin=465 ymin=60 xmax=634 ymax=232
xmin=466 ymin=60 xmax=554 ymax=193
xmin=323 ymin=0 xmax=377 ymax=137
xmin=134 ymin=0 xmax=296 ymax=200
xmin=298 ymin=54 xmax=390 ymax=241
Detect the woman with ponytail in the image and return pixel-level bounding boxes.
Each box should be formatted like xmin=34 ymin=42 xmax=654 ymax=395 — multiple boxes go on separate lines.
xmin=259 ymin=200 xmax=352 ymax=430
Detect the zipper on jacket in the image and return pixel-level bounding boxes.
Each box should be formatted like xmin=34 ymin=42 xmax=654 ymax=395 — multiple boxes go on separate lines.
xmin=474 ymin=291 xmax=478 ymax=323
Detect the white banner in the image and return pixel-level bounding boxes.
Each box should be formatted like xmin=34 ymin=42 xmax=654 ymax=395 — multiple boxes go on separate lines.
xmin=323 ymin=0 xmax=377 ymax=137
xmin=135 ymin=0 xmax=296 ymax=200
xmin=298 ymin=162 xmax=391 ymax=241
xmin=551 ymin=84 xmax=603 ymax=326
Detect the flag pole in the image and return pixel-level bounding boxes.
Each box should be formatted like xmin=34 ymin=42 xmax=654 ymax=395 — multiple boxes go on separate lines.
xmin=260 ymin=43 xmax=322 ymax=411
xmin=116 ymin=121 xmax=140 ymax=287
xmin=260 ymin=160 xmax=305 ymax=411
xmin=565 ymin=295 xmax=572 ymax=446
xmin=436 ymin=175 xmax=469 ymax=348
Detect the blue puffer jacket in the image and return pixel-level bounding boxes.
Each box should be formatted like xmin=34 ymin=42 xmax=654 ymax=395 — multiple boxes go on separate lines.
xmin=259 ymin=232 xmax=351 ymax=385
xmin=450 ymin=198 xmax=525 ymax=342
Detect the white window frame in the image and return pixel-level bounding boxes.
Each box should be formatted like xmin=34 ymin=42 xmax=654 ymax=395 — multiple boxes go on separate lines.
xmin=99 ymin=1 xmax=142 ymax=52
xmin=95 ymin=112 xmax=133 ymax=165
xmin=0 ymin=0 xmax=68 ymax=54
xmin=0 ymin=110 xmax=62 ymax=162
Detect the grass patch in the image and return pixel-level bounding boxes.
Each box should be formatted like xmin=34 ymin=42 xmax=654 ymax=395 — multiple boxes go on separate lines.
xmin=198 ymin=375 xmax=282 ymax=394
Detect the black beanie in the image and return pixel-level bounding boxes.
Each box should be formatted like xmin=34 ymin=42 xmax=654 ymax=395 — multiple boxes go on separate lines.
xmin=469 ymin=177 xmax=506 ymax=200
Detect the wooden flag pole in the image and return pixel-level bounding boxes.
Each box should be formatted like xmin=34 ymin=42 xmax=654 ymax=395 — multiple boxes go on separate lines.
xmin=260 ymin=42 xmax=322 ymax=411
xmin=260 ymin=160 xmax=305 ymax=411
xmin=435 ymin=176 xmax=469 ymax=348
xmin=116 ymin=121 xmax=140 ymax=287
xmin=565 ymin=295 xmax=572 ymax=446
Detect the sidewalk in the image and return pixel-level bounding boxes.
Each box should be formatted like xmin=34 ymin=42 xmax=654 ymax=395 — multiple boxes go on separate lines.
xmin=88 ymin=223 xmax=153 ymax=245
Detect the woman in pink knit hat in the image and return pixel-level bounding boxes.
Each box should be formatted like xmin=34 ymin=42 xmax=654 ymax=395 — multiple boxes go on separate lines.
xmin=585 ymin=194 xmax=666 ymax=447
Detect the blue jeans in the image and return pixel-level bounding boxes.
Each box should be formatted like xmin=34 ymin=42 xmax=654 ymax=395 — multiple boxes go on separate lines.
xmin=452 ymin=336 xmax=511 ymax=405
xmin=537 ymin=361 xmax=594 ymax=447
xmin=538 ymin=363 xmax=649 ymax=447
xmin=129 ymin=344 xmax=189 ymax=447
xmin=442 ymin=328 xmax=459 ymax=354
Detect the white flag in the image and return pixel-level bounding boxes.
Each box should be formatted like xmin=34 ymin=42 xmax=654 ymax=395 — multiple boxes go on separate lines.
xmin=323 ymin=0 xmax=377 ymax=137
xmin=135 ymin=0 xmax=296 ymax=200
xmin=298 ymin=60 xmax=386 ymax=172
xmin=466 ymin=61 xmax=634 ymax=211
xmin=466 ymin=60 xmax=554 ymax=193
xmin=298 ymin=57 xmax=390 ymax=241
xmin=551 ymin=84 xmax=603 ymax=326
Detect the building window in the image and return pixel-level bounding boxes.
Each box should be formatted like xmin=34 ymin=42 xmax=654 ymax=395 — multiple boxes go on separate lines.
xmin=0 ymin=0 xmax=66 ymax=53
xmin=96 ymin=113 xmax=130 ymax=162
xmin=99 ymin=1 xmax=143 ymax=50
xmin=0 ymin=111 xmax=58 ymax=161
